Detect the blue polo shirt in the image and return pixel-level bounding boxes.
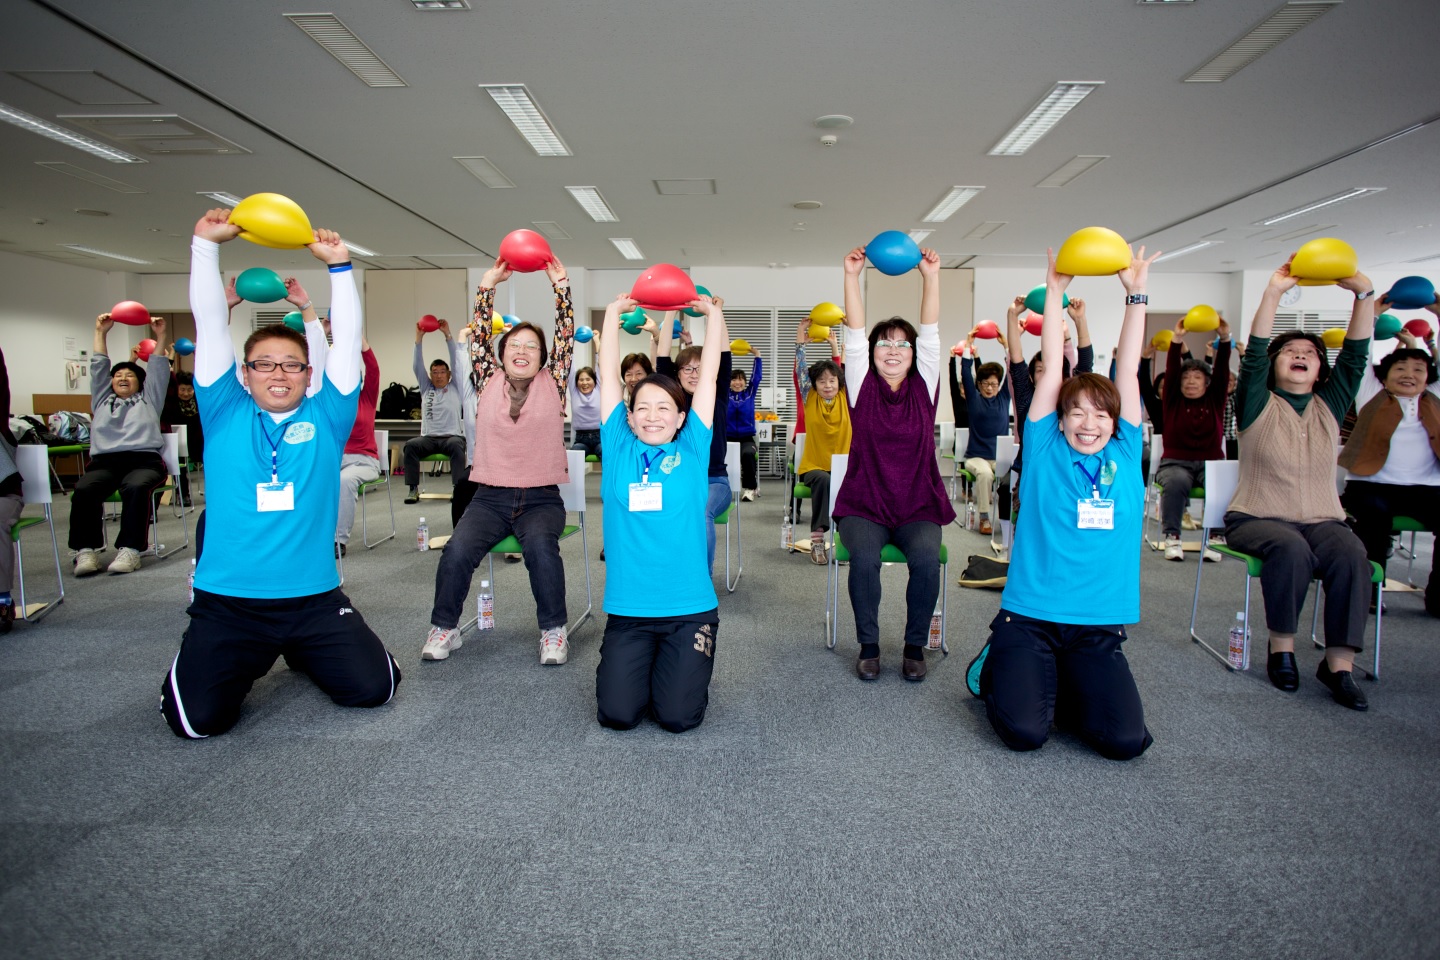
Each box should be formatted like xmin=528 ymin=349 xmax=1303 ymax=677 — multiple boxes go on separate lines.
xmin=1001 ymin=411 xmax=1143 ymax=625
xmin=600 ymin=401 xmax=717 ymax=618
xmin=195 ymin=365 xmax=359 ymax=599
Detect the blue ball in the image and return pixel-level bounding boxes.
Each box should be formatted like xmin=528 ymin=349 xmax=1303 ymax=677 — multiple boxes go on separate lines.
xmin=866 ymin=230 xmax=922 ymax=277
xmin=574 ymin=325 xmax=594 ymax=343
xmin=672 ymin=318 xmax=683 ymax=337
xmin=173 ymin=337 xmax=195 ymax=357
xmin=1386 ymin=275 xmax=1436 ymax=310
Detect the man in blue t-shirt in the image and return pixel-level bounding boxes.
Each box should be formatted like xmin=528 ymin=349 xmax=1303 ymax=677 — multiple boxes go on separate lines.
xmin=160 ymin=208 xmax=400 ymax=739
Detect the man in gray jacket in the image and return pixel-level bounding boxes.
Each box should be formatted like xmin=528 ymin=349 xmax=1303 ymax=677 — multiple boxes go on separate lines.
xmin=402 ymin=319 xmax=467 ymax=504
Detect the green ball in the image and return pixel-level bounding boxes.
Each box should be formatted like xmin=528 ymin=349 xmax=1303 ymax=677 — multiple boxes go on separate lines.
xmin=1023 ymin=284 xmax=1070 ymax=316
xmin=235 ymin=267 xmax=288 ymax=303
xmin=1374 ymin=313 xmax=1403 ymax=341
xmin=282 ymin=311 xmax=305 ymax=333
xmin=684 ymin=285 xmax=711 ymax=318
xmin=621 ymin=308 xmax=648 ymax=334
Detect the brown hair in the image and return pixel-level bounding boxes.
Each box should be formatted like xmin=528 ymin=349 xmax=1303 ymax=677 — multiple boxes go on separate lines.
xmin=243 ymin=325 xmax=309 ymax=362
xmin=1057 ymin=372 xmax=1121 ymax=420
xmin=674 ymin=346 xmax=703 ymax=371
xmin=498 ymin=321 xmax=548 ymax=369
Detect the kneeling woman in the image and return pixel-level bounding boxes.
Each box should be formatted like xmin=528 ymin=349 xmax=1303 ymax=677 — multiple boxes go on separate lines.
xmin=977 ymin=246 xmax=1159 ymax=761
xmin=594 ymin=293 xmax=727 ymax=732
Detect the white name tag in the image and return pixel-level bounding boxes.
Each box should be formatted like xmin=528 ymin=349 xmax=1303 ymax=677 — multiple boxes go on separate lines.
xmin=629 ymin=481 xmax=663 ymax=512
xmin=1076 ymin=497 xmax=1114 ymax=530
xmin=257 ymin=481 xmax=295 ymax=512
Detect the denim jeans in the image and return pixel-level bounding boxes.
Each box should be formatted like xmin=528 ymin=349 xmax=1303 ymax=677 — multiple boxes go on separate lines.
xmin=836 ymin=515 xmax=941 ymax=649
xmin=705 ymin=475 xmax=732 ymax=575
xmin=431 ymin=484 xmax=567 ymax=630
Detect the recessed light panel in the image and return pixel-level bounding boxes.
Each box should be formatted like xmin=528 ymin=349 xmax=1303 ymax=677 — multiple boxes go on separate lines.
xmin=1037 ymin=155 xmax=1109 ymax=188
xmin=1185 ymin=1 xmax=1341 ymax=83
xmin=1254 ymin=188 xmax=1384 ymax=226
xmin=921 ymin=187 xmax=984 ymax=223
xmin=989 ymin=83 xmax=1102 ymax=156
xmin=532 ymin=221 xmax=572 ymax=240
xmin=481 ymin=85 xmax=571 ymax=157
xmin=609 ymin=238 xmax=644 ymax=260
xmin=0 ymin=102 xmax=145 ymax=163
xmin=286 ymin=14 xmax=407 ymax=87
xmin=35 ymin=162 xmax=145 ymax=193
xmin=58 ymin=243 xmax=152 ymax=265
xmin=1153 ymin=240 xmax=1221 ymax=263
xmin=566 ymin=186 xmax=618 ymax=222
xmin=653 ymin=180 xmax=716 ymax=196
xmin=454 ymin=156 xmax=515 ymax=188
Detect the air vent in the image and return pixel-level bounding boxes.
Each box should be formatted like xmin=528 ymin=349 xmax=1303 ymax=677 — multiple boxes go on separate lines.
xmin=1186 ymin=1 xmax=1342 ymax=83
xmin=34 ymin=161 xmax=145 ymax=193
xmin=454 ymin=156 xmax=514 ymax=188
xmin=285 ymin=14 xmax=407 ymax=87
xmin=963 ymin=221 xmax=1007 ymax=240
xmin=654 ymin=179 xmax=716 ymax=196
xmin=1037 ymin=155 xmax=1108 ymax=188
xmin=531 ymin=221 xmax=572 ymax=240
xmin=11 ymin=71 xmax=154 ymax=105
xmin=60 ymin=114 xmax=250 ymax=155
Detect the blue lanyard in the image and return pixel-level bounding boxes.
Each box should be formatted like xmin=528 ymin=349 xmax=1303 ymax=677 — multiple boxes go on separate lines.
xmin=1074 ymin=456 xmax=1104 ymax=499
xmin=639 ymin=447 xmax=666 ymax=483
xmin=258 ymin=414 xmax=288 ymax=483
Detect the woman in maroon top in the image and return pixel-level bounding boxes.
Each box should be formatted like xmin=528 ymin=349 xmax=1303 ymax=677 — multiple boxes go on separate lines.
xmin=833 ymin=244 xmax=955 ymax=682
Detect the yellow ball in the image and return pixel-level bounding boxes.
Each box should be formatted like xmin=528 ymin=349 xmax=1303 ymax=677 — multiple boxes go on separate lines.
xmin=492 ymin=317 xmax=506 ymax=335
xmin=1182 ymin=305 xmax=1219 ymax=333
xmin=1151 ymin=330 xmax=1174 ymax=351
xmin=229 ymin=192 xmax=314 ymax=249
xmin=730 ymin=338 xmax=752 ymax=356
xmin=1290 ymin=238 xmax=1357 ymax=285
xmin=807 ymin=323 xmax=829 ymax=342
xmin=1055 ymin=226 xmax=1132 ymax=277
xmin=1321 ymin=328 xmax=1346 ymax=349
xmin=808 ymin=301 xmax=845 ymax=326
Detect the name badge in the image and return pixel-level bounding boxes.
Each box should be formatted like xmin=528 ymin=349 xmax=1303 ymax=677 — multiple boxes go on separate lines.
xmin=1077 ymin=497 xmax=1114 ymax=530
xmin=257 ymin=481 xmax=295 ymax=512
xmin=629 ymin=482 xmax=662 ymax=512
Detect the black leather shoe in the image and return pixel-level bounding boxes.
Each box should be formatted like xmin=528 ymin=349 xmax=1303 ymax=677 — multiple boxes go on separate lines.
xmin=902 ymin=656 xmax=927 ymax=682
xmin=1317 ymin=660 xmax=1369 ymax=711
xmin=856 ymin=656 xmax=880 ymax=681
xmin=1267 ymin=646 xmax=1299 ymax=692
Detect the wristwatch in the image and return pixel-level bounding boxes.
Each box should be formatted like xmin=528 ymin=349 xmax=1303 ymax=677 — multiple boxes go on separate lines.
xmin=1356 ymin=290 xmax=1376 ymax=300
xmin=1125 ymin=294 xmax=1148 ymax=305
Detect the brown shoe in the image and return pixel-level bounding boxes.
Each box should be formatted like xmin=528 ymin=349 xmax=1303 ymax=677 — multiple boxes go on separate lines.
xmin=978 ymin=520 xmax=993 ymax=535
xmin=856 ymin=656 xmax=880 ymax=681
xmin=902 ymin=656 xmax=928 ymax=682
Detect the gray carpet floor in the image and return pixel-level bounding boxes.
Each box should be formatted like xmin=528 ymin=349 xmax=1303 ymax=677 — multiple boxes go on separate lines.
xmin=2 ymin=473 xmax=1438 ymax=960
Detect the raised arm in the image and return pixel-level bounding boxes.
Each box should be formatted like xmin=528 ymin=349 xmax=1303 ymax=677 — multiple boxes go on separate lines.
xmin=305 ymin=230 xmax=359 ymax=395
xmin=795 ymin=339 xmax=811 ymax=403
xmin=412 ymin=337 xmax=429 ymax=391
xmin=189 ymin=208 xmax=244 ymax=388
xmin=917 ymin=248 xmax=942 ymax=399
xmin=656 ymin=310 xmax=678 ymax=362
xmin=598 ymin=293 xmax=629 ymax=417
xmin=743 ymin=354 xmax=762 ymax=401
xmin=1115 ymin=247 xmax=1160 ymax=425
xmin=1006 ymin=296 xmax=1026 ymax=363
xmin=142 ymin=316 xmax=171 ymax=409
xmin=689 ymin=297 xmax=727 ymax=430
xmin=467 ymin=258 xmax=512 ymax=395
xmin=544 ymin=255 xmax=575 ymax=400
xmin=1030 ymin=250 xmax=1072 ymax=422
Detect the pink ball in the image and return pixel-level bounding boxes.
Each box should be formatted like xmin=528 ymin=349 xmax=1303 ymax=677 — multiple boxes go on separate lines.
xmin=110 ymin=301 xmax=150 ymax=326
xmin=497 ymin=229 xmax=554 ymax=273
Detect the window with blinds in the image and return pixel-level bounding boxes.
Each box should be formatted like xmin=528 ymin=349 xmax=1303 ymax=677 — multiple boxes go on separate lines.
xmin=1275 ymin=309 xmax=1352 ymax=358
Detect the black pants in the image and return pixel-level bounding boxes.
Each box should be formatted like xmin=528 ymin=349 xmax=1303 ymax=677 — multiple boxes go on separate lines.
xmin=980 ymin=610 xmax=1151 ymax=761
xmin=836 ymin=516 xmax=941 ymax=649
xmin=737 ymin=436 xmax=757 ymax=489
xmin=161 ymin=588 xmax=401 ymax=739
xmin=1224 ymin=512 xmax=1370 ymax=648
xmin=571 ymin=429 xmax=600 ymax=461
xmin=596 ymin=613 xmax=719 ymax=733
xmin=68 ymin=450 xmax=166 ymax=551
xmin=1342 ymin=480 xmax=1440 ymax=612
xmin=799 ymin=469 xmax=832 ymax=533
xmin=402 ymin=434 xmax=468 ymax=488
xmin=452 ymin=478 xmax=478 ymax=529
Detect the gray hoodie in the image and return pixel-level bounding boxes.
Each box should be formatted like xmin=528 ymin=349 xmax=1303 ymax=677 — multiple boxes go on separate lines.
xmin=90 ymin=353 xmax=168 ymax=456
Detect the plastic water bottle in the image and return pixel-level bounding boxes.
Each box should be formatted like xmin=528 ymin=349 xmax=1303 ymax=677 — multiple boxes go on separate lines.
xmin=966 ymin=501 xmax=978 ymax=531
xmin=417 ymin=517 xmax=430 ymax=552
xmin=928 ymin=604 xmax=943 ymax=651
xmin=1227 ymin=612 xmax=1246 ymax=669
xmin=186 ymin=558 xmax=196 ymax=604
xmin=781 ymin=513 xmax=794 ymax=550
xmin=477 ymin=580 xmax=494 ymax=630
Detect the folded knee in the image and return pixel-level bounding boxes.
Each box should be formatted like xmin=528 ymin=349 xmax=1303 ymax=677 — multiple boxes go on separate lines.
xmin=652 ymin=705 xmax=705 ymax=733
xmin=1093 ymin=728 xmax=1153 ymax=762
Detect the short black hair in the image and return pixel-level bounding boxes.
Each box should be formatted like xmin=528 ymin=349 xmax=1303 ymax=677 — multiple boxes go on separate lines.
xmin=807 ymin=359 xmax=845 ymax=395
xmin=628 ymin=373 xmax=689 ymax=415
xmin=498 ymin=321 xmax=549 ymax=370
xmin=1375 ymin=347 xmax=1438 ymax=385
xmin=110 ymin=360 xmax=146 ymax=388
xmin=868 ymin=317 xmax=919 ymax=379
xmin=1028 ymin=350 xmax=1071 ymax=382
xmin=174 ymin=371 xmax=194 ymax=386
xmin=1266 ymin=330 xmax=1332 ymax=391
xmin=1179 ymin=358 xmax=1212 ymax=383
xmin=430 ymin=359 xmax=451 ymax=372
xmin=976 ymin=362 xmax=1004 ymax=385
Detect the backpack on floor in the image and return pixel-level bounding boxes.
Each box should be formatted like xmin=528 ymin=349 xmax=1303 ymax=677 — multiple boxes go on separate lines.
xmin=16 ymin=415 xmax=65 ymax=447
xmin=378 ymin=381 xmax=417 ymax=420
xmin=48 ymin=410 xmax=91 ymax=443
xmin=958 ymin=554 xmax=1008 ymax=589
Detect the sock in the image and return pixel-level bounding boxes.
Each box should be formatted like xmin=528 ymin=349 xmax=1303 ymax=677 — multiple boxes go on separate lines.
xmin=979 ymin=512 xmax=990 ymax=521
xmin=859 ymin=643 xmax=879 ymax=660
xmin=0 ymin=592 xmax=11 ymax=605
xmin=904 ymin=643 xmax=925 ymax=661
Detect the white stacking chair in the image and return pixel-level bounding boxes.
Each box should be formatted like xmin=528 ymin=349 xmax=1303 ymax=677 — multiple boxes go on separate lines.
xmin=11 ymin=445 xmax=64 ymax=623
xmin=949 ymin=428 xmax=971 ymax=501
xmin=992 ymin=435 xmax=1018 ymax=555
xmin=787 ymin=433 xmax=808 ymax=544
xmin=715 ymin=441 xmax=743 ymax=592
xmin=360 ymin=428 xmax=396 ymax=548
xmin=938 ymin=421 xmax=955 ymax=494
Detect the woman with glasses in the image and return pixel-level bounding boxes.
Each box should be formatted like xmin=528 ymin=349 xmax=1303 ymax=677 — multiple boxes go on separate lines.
xmin=422 ymin=254 xmax=577 ymax=667
xmin=834 ymin=243 xmax=953 ymax=682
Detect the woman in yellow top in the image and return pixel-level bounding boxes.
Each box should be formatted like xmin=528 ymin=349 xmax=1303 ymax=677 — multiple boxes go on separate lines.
xmin=793 ymin=322 xmax=851 ymax=564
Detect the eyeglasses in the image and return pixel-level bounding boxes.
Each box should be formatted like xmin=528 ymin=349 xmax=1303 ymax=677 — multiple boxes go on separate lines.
xmin=876 ymin=339 xmax=912 ymax=350
xmin=679 ymin=364 xmax=702 ymax=375
xmin=507 ymin=341 xmax=543 ymax=353
xmin=244 ymin=360 xmax=308 ymax=373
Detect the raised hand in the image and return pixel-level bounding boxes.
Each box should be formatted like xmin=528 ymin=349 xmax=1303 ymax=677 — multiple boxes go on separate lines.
xmin=1266 ymin=254 xmax=1299 ymax=293
xmin=1117 ymin=246 xmax=1158 ymax=294
xmin=482 ymin=258 xmax=514 ymax=289
xmin=307 ymin=228 xmax=351 ymax=265
xmin=917 ymin=247 xmax=940 ymax=277
xmin=544 ymin=255 xmax=568 ymax=286
xmin=283 ymin=277 xmax=312 ymax=307
xmin=225 ymin=275 xmax=242 ymax=310
xmin=96 ymin=313 xmax=114 ymax=334
xmin=194 ymin=207 xmax=240 ymax=243
xmin=1046 ymin=248 xmax=1074 ymax=294
xmin=843 ymin=246 xmax=866 ymax=277
xmin=1335 ymin=271 xmax=1374 ymax=297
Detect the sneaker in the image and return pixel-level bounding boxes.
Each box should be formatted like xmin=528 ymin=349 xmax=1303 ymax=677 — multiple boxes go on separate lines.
xmin=504 ymin=552 xmax=523 ymax=563
xmin=741 ymin=489 xmax=756 ymax=502
xmin=539 ymin=625 xmax=569 ymax=665
xmin=335 ymin=542 xmax=347 ymax=559
xmin=421 ymin=625 xmax=462 ymax=661
xmin=1163 ymin=536 xmax=1185 ymax=562
xmin=404 ymin=488 xmax=420 ymax=505
xmin=107 ymin=547 xmax=142 ymax=575
xmin=965 ymin=642 xmax=989 ymax=699
xmin=73 ymin=548 xmax=101 ymax=578
xmin=810 ymin=537 xmax=828 ymax=565
xmin=1202 ymin=546 xmax=1221 ymax=563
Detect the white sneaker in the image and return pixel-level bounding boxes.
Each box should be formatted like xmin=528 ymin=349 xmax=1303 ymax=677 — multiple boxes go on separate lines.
xmin=421 ymin=625 xmax=462 ymax=661
xmin=539 ymin=625 xmax=569 ymax=665
xmin=74 ymin=548 xmax=101 ymax=578
xmin=1163 ymin=536 xmax=1185 ymax=562
xmin=741 ymin=489 xmax=756 ymax=502
xmin=1203 ymin=546 xmax=1222 ymax=563
xmin=107 ymin=547 xmax=142 ymax=575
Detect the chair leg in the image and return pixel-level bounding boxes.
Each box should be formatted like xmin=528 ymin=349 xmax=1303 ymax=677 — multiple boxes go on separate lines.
xmin=567 ymin=517 xmax=593 ymax=639
xmin=939 ymin=557 xmax=949 ymax=655
xmin=1189 ymin=533 xmax=1239 ymax=671
xmin=825 ymin=547 xmax=838 ymax=650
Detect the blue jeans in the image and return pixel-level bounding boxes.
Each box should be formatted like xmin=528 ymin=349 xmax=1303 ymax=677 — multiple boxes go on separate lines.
xmin=836 ymin=515 xmax=941 ymax=649
xmin=431 ymin=485 xmax=567 ymax=630
xmin=705 ymin=475 xmax=732 ymax=575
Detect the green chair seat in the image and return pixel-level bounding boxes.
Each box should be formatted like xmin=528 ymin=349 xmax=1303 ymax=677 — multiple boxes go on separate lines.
xmin=793 ymin=483 xmax=812 ymax=498
xmin=106 ymin=481 xmax=174 ymax=503
xmin=489 ymin=528 xmax=579 ymax=554
xmin=1212 ymin=543 xmax=1383 ymax=584
xmin=1155 ymin=483 xmax=1206 ymax=498
xmin=713 ymin=504 xmax=733 ymax=525
xmin=957 ymin=470 xmax=975 ymax=483
xmin=421 ymin=453 xmax=450 ymax=462
xmin=1393 ymin=516 xmax=1427 ymax=533
xmin=48 ymin=444 xmax=89 ymax=455
xmin=833 ymin=529 xmax=947 ymax=565
xmin=585 ymin=455 xmax=599 ymax=463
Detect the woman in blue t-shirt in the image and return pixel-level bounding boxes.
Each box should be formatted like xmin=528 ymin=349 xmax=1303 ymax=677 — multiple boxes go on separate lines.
xmin=594 ymin=292 xmax=728 ymax=732
xmin=970 ymin=246 xmax=1159 ymax=761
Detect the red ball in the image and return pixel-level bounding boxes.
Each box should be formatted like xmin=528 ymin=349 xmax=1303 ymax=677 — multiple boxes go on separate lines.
xmin=417 ymin=314 xmax=440 ymax=332
xmin=630 ymin=263 xmax=699 ymax=311
xmin=110 ymin=300 xmax=150 ymax=326
xmin=497 ymin=229 xmax=554 ymax=273
xmin=1404 ymin=318 xmax=1434 ymax=338
xmin=1023 ymin=313 xmax=1044 ymax=336
xmin=974 ymin=319 xmax=1000 ymax=339
xmin=137 ymin=338 xmax=158 ymax=359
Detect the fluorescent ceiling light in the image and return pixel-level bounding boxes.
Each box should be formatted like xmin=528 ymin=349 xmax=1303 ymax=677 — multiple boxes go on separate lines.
xmin=344 ymin=240 xmax=379 ymax=257
xmin=284 ymin=15 xmax=406 ymax=87
xmin=1153 ymin=240 xmax=1221 ymax=263
xmin=58 ymin=243 xmax=152 ymax=265
xmin=1037 ymin=155 xmax=1109 ymax=188
xmin=921 ymin=186 xmax=984 ymax=223
xmin=609 ymin=238 xmax=644 ymax=260
xmin=0 ymin=101 xmax=145 ymax=163
xmin=908 ymin=230 xmax=934 ymax=243
xmin=1186 ymin=1 xmax=1341 ymax=83
xmin=566 ymin=186 xmax=618 ymax=222
xmin=1255 ymin=188 xmax=1384 ymax=226
xmin=454 ymin=156 xmax=514 ymax=188
xmin=481 ymin=85 xmax=571 ymax=157
xmin=411 ymin=0 xmax=469 ymax=8
xmin=989 ymin=83 xmax=1102 ymax=156
xmin=197 ymin=190 xmax=244 ymax=205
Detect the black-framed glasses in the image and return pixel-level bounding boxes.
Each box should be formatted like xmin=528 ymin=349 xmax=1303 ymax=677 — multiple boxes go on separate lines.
xmin=245 ymin=360 xmax=309 ymax=373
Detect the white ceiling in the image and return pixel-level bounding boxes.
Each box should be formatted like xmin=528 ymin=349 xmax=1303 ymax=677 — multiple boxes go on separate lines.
xmin=1 ymin=0 xmax=1437 ymax=277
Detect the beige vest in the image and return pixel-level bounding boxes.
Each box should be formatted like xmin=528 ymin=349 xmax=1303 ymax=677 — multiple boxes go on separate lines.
xmin=1229 ymin=393 xmax=1343 ymax=524
xmin=469 ymin=374 xmax=569 ymax=488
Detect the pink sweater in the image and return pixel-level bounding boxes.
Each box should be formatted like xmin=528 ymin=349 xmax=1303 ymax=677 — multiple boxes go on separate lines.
xmin=470 ymin=373 xmax=569 ymax=487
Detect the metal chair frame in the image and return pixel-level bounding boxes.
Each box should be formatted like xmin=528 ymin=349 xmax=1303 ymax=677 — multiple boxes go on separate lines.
xmin=360 ymin=428 xmax=396 ymax=548
xmin=11 ymin=445 xmax=65 ymax=622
